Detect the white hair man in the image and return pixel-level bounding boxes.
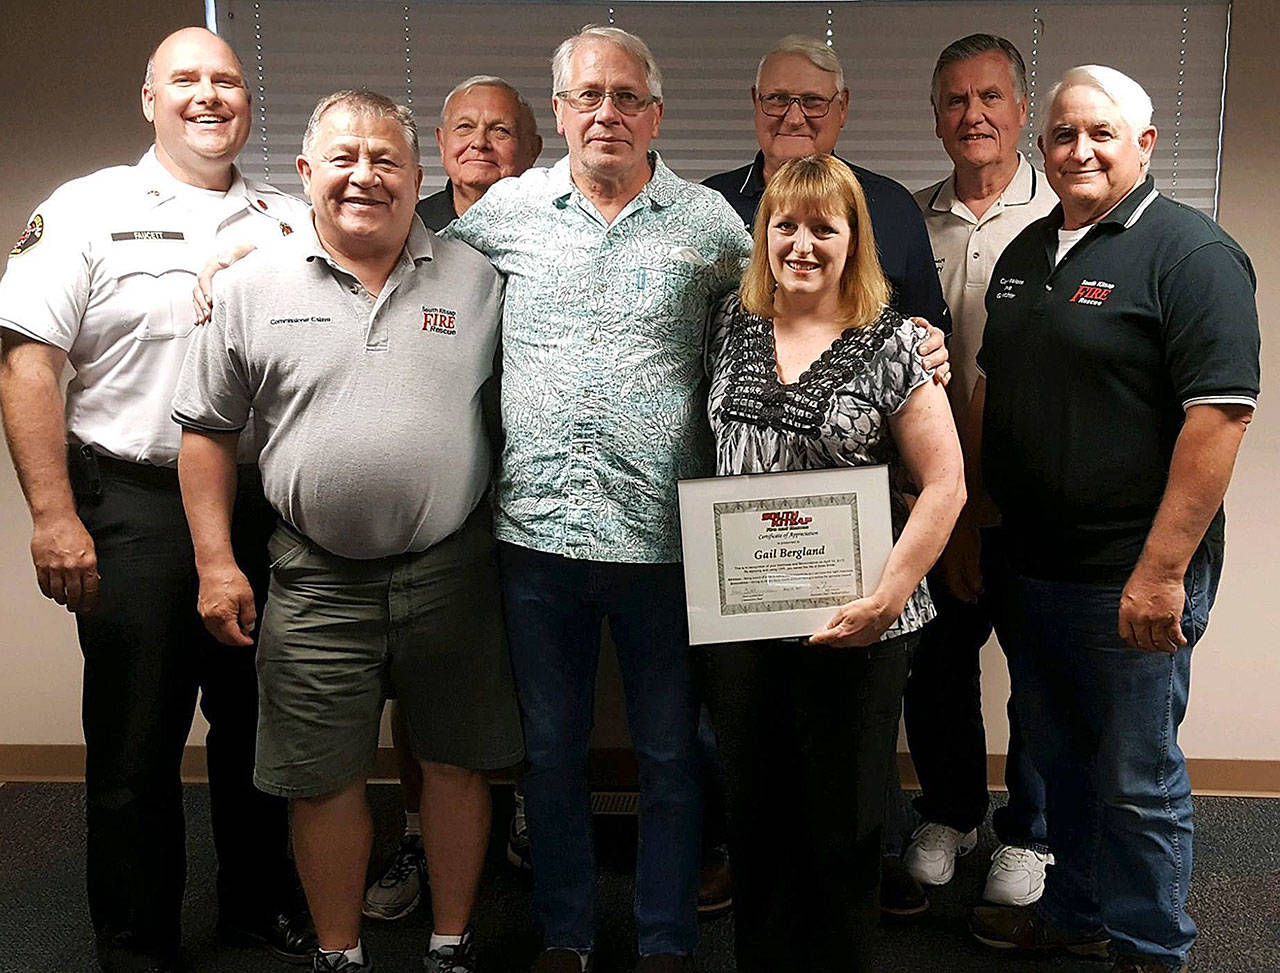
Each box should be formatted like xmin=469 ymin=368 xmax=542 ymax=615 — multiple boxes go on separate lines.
xmin=174 ymin=89 xmax=523 ymax=973
xmin=443 ymin=24 xmax=751 ymax=973
xmin=0 ymin=27 xmax=314 ymax=972
xmin=703 ymin=34 xmax=950 ymax=333
xmin=416 ymin=75 xmax=543 ymax=229
xmin=363 ymin=73 xmax=542 ymax=927
xmin=900 ymin=33 xmax=1057 ymax=909
xmin=967 ymin=66 xmax=1259 ymax=973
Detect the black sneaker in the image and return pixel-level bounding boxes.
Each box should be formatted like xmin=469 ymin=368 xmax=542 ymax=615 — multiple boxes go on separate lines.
xmin=363 ymin=834 xmax=425 ymax=920
xmin=880 ymin=855 xmax=929 ymax=919
xmin=970 ymin=904 xmax=1109 ymax=957
xmin=424 ymin=926 xmax=478 ymax=973
xmin=507 ymin=787 xmax=532 ymax=871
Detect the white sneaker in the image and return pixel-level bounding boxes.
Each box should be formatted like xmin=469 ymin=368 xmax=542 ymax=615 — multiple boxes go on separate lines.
xmin=983 ymin=843 xmax=1054 ymax=906
xmin=902 ymin=822 xmax=978 ymax=885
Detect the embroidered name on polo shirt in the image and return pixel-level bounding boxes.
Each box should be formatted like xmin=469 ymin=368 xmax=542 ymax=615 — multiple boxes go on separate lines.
xmin=1069 ymin=279 xmax=1115 ymax=306
xmin=422 ymin=306 xmax=457 ymax=335
xmin=994 ymin=276 xmax=1024 ymax=300
xmin=269 ymin=316 xmax=332 ymax=326
xmin=110 ymin=230 xmax=185 ymax=242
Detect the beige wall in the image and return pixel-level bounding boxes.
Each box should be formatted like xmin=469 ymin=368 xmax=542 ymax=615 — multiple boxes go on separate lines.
xmin=1 ymin=1 xmax=1277 ymax=765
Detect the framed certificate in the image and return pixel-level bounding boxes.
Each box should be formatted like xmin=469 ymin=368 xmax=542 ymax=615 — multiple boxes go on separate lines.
xmin=677 ymin=466 xmax=894 ymax=645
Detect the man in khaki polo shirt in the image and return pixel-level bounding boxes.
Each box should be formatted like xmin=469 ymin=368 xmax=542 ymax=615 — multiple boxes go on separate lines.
xmin=902 ymin=33 xmax=1058 ymax=908
xmin=174 ymin=89 xmax=521 ymax=973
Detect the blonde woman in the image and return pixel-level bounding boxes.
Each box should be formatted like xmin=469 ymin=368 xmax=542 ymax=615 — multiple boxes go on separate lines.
xmin=696 ymin=155 xmax=964 ymax=972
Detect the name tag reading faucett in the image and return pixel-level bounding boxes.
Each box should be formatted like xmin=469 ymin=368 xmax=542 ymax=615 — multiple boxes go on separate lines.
xmin=678 ymin=466 xmax=894 ymax=645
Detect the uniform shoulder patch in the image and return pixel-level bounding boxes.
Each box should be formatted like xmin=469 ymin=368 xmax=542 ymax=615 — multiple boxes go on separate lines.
xmin=10 ymin=214 xmax=43 ymax=256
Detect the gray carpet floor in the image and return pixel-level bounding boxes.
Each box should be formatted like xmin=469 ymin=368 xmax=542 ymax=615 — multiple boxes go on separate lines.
xmin=0 ymin=783 xmax=1276 ymax=972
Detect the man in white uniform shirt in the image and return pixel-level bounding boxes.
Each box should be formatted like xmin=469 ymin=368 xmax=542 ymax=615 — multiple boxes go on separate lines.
xmin=902 ymin=34 xmax=1058 ymax=907
xmin=0 ymin=27 xmax=314 ymax=973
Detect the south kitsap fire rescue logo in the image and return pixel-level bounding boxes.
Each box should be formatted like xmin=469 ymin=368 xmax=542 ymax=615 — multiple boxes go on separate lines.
xmin=1070 ymin=279 xmax=1115 ymax=306
xmin=422 ymin=305 xmax=457 ymax=335
xmin=760 ymin=510 xmax=813 ymax=530
xmin=11 ymin=214 xmax=43 ymax=256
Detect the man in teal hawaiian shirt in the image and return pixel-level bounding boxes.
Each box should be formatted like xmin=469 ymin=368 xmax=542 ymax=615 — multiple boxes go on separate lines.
xmin=445 ymin=25 xmax=749 ymax=973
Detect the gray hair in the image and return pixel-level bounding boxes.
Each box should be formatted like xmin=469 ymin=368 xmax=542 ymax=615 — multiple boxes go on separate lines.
xmin=551 ymin=25 xmax=663 ymax=101
xmin=441 ymin=75 xmax=539 ymax=137
xmin=755 ymin=35 xmax=845 ymax=94
xmin=930 ymin=34 xmax=1027 ymax=107
xmin=1042 ymin=65 xmax=1154 ymax=142
xmin=301 ymin=89 xmax=419 ymax=159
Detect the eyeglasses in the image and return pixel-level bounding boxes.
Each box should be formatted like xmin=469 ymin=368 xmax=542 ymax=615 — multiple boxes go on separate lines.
xmin=757 ymin=92 xmax=841 ymax=119
xmin=555 ymin=88 xmax=659 ymax=115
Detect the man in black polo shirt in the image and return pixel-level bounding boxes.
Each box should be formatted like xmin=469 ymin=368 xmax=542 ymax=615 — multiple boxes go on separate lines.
xmin=967 ymin=66 xmax=1259 ymax=973
xmin=416 ymin=75 xmax=542 ymax=230
xmin=702 ymin=34 xmax=948 ymax=330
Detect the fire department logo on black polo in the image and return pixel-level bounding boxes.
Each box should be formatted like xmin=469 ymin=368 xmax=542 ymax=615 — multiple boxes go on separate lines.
xmin=422 ymin=306 xmax=457 ymax=335
xmin=10 ymin=214 xmax=43 ymax=256
xmin=1069 ymin=279 xmax=1115 ymax=306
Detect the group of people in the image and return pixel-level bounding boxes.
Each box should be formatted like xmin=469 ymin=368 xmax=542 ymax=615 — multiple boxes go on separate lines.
xmin=0 ymin=18 xmax=1259 ymax=973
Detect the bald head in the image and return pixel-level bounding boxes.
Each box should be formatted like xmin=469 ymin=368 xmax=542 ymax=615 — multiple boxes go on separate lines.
xmin=141 ymin=27 xmax=252 ymax=190
xmin=144 ymin=27 xmax=245 ymax=95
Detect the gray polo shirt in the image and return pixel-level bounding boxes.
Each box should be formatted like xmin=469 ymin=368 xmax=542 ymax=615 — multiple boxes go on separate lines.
xmin=172 ymin=216 xmax=503 ymax=559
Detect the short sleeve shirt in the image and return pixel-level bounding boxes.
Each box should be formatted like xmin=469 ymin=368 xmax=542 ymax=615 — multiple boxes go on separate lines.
xmin=0 ymin=148 xmax=307 ymax=467
xmin=172 ymin=217 xmax=504 ymax=559
xmin=707 ymin=295 xmax=937 ymax=637
xmin=914 ymin=154 xmax=1057 ymax=406
xmin=978 ymin=175 xmax=1260 ymax=580
xmin=445 ymin=152 xmax=752 ymax=563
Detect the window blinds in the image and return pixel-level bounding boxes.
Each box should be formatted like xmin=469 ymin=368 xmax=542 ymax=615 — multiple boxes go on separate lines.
xmin=219 ymin=0 xmax=1229 ymax=215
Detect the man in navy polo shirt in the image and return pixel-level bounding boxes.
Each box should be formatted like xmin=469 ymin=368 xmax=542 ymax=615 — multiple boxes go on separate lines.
xmin=967 ymin=66 xmax=1259 ymax=973
xmin=702 ymin=34 xmax=948 ymax=330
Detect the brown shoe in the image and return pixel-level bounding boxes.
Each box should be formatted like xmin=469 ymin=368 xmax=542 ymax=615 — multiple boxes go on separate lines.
xmin=697 ymin=850 xmax=732 ymax=918
xmin=531 ymin=948 xmax=590 ymax=973
xmin=970 ymin=905 xmax=1109 ymax=958
xmin=1111 ymin=957 xmax=1188 ymax=973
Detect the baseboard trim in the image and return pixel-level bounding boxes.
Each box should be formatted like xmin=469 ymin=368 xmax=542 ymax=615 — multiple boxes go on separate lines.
xmin=3 ymin=744 xmax=1278 ymax=797
xmin=895 ymin=753 xmax=1280 ymax=799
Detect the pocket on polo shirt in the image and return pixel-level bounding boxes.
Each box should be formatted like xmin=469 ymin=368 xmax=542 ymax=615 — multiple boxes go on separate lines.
xmin=633 ymin=261 xmax=702 ymax=331
xmin=100 ymin=246 xmax=201 ymax=341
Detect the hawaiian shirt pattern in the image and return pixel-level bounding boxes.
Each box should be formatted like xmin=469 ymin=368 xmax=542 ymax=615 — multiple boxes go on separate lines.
xmin=446 ymin=153 xmax=752 ymax=562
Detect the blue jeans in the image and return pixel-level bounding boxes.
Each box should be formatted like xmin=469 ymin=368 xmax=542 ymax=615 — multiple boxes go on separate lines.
xmin=499 ymin=543 xmax=701 ymax=956
xmin=1000 ymin=547 xmax=1220 ymax=968
xmin=904 ymin=528 xmax=1046 ymax=848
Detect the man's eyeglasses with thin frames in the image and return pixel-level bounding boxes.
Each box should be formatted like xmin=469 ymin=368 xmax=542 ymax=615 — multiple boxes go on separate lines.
xmin=555 ymin=88 xmax=659 ymax=115
xmin=757 ymin=92 xmax=840 ymax=119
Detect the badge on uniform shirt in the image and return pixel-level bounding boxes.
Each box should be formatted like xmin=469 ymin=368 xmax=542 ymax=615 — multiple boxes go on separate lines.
xmin=280 ymin=222 xmax=293 ymax=236
xmin=256 ymin=199 xmax=268 ymax=211
xmin=10 ymin=214 xmax=43 ymax=256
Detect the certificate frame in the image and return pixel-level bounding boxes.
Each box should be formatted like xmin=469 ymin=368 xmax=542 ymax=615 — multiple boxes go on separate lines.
xmin=677 ymin=465 xmax=894 ymax=645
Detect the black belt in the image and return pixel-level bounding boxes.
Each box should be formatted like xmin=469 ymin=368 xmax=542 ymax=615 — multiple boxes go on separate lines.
xmin=67 ymin=445 xmax=260 ymax=498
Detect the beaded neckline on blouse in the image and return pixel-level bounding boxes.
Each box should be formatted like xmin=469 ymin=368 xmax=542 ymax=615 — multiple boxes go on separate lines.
xmin=717 ymin=303 xmax=900 ymax=438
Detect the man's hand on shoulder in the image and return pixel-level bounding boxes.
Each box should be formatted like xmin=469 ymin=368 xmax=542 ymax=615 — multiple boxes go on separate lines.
xmin=31 ymin=511 xmax=98 ymax=612
xmin=910 ymin=317 xmax=951 ymax=387
xmin=196 ymin=562 xmax=257 ymax=647
xmin=1119 ymin=562 xmax=1186 ymax=653
xmin=192 ymin=242 xmax=259 ymax=325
